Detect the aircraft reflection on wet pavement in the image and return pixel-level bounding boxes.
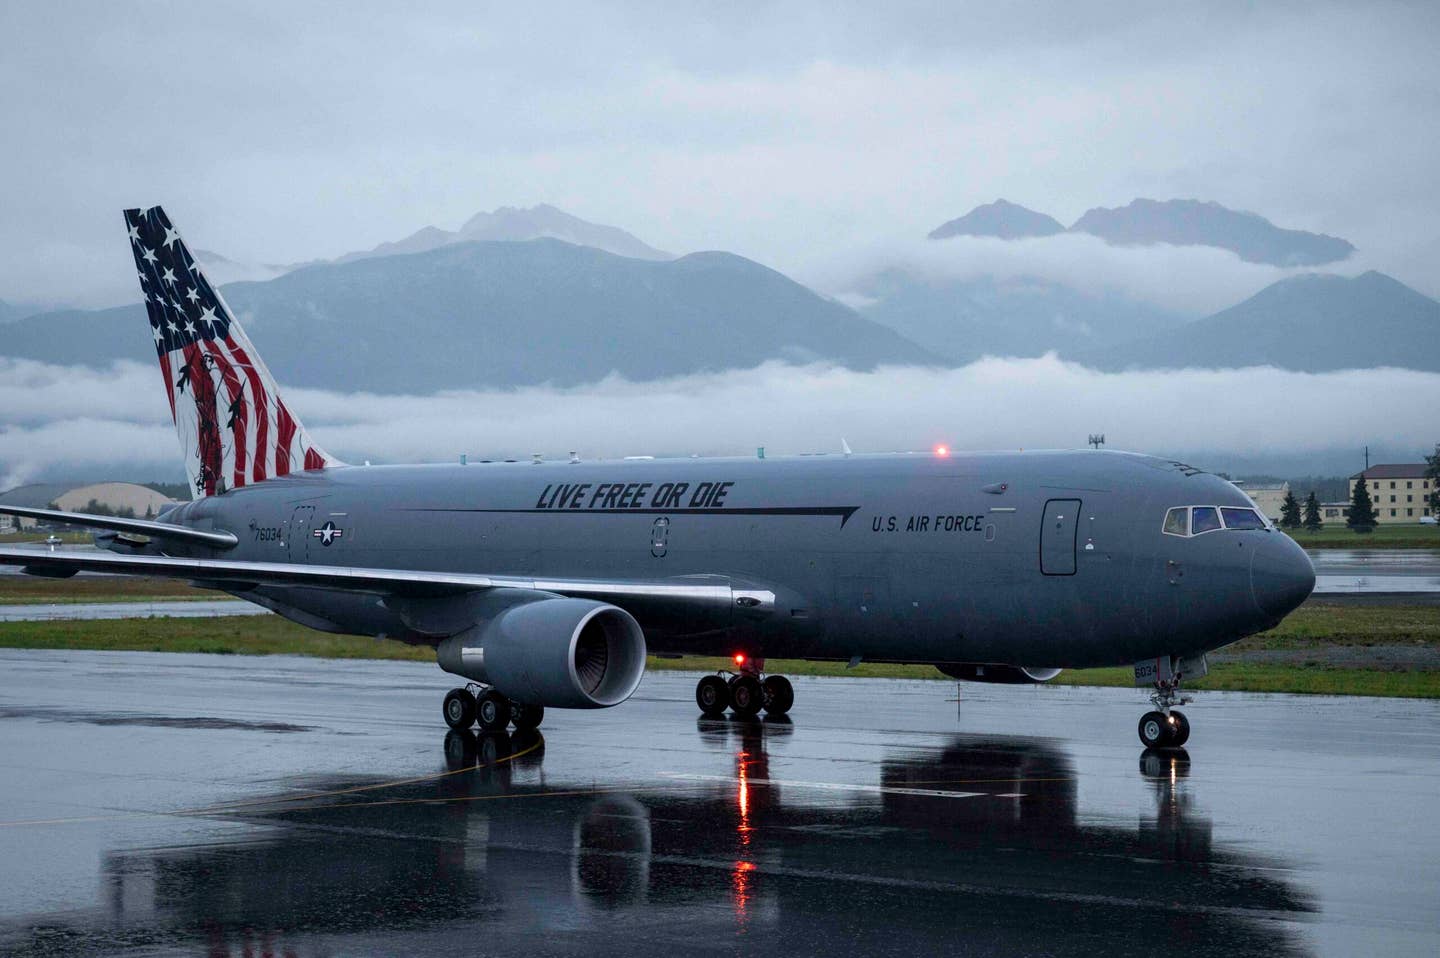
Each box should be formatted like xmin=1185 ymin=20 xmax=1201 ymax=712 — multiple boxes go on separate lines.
xmin=8 ymin=726 xmax=1314 ymax=958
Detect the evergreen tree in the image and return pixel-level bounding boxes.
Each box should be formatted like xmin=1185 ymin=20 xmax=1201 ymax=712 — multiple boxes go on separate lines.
xmin=1279 ymin=490 xmax=1301 ymax=528
xmin=1347 ymin=475 xmax=1377 ymax=531
xmin=1303 ymin=491 xmax=1322 ymax=531
xmin=1427 ymin=443 xmax=1440 ymax=518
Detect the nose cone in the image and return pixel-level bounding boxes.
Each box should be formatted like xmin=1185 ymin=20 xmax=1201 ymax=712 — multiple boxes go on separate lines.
xmin=1250 ymin=535 xmax=1315 ymax=620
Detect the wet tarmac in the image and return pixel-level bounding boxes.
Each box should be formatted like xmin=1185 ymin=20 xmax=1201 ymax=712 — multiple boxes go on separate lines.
xmin=1311 ymin=550 xmax=1440 ymax=595
xmin=1 ymin=651 xmax=1437 ymax=956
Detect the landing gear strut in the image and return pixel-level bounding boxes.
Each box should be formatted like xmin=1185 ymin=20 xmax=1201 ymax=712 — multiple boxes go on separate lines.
xmin=441 ymin=684 xmax=544 ymax=732
xmin=1138 ymin=669 xmax=1193 ymax=748
xmin=694 ymin=656 xmax=793 ymax=718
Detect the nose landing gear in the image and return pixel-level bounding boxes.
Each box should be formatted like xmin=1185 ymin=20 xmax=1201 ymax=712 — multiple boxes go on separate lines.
xmin=1138 ymin=708 xmax=1189 ymax=748
xmin=694 ymin=655 xmax=794 ymax=718
xmin=442 ymin=684 xmax=544 ymax=732
xmin=1137 ymin=662 xmax=1194 ymax=748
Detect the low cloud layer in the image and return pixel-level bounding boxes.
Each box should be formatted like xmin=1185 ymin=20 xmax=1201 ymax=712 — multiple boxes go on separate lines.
xmin=2 ymin=356 xmax=1436 ymax=491
xmin=803 ymin=232 xmax=1384 ymax=318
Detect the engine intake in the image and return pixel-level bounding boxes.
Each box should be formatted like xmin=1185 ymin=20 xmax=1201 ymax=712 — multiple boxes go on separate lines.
xmin=936 ymin=664 xmax=1063 ymax=684
xmin=437 ymin=598 xmax=647 ymax=708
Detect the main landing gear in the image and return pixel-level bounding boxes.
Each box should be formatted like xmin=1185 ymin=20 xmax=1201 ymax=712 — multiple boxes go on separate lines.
xmin=695 ymin=655 xmax=794 ymax=719
xmin=1137 ymin=668 xmax=1192 ymax=748
xmin=443 ymin=684 xmax=544 ymax=732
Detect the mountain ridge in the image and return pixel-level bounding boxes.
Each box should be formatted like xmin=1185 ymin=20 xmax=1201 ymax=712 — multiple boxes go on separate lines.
xmin=0 ymin=237 xmax=937 ymax=392
xmin=1066 ymin=270 xmax=1440 ymax=372
xmin=927 ymin=199 xmax=1065 ymax=240
xmin=927 ymin=197 xmax=1355 ymax=267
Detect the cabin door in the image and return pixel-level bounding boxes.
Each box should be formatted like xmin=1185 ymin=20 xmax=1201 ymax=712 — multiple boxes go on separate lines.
xmin=1040 ymin=499 xmax=1081 ymax=575
xmin=287 ymin=505 xmax=315 ymax=562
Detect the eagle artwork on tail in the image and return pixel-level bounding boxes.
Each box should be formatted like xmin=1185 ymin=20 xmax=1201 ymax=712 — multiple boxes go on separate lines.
xmin=124 ymin=206 xmax=338 ymax=499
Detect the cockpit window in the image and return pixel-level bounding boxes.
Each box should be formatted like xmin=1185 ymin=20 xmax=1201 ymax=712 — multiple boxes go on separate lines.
xmin=1221 ymin=507 xmax=1266 ymax=530
xmin=1190 ymin=506 xmax=1221 ymax=535
xmin=1163 ymin=504 xmax=1272 ymax=537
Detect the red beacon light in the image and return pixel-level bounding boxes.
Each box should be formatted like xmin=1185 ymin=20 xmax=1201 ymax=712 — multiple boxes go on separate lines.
xmin=733 ymin=653 xmax=747 ymax=666
xmin=934 ymin=444 xmax=950 ymax=457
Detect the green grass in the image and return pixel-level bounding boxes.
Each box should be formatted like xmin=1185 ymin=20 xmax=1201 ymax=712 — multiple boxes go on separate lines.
xmin=0 ymin=616 xmax=435 ymax=660
xmin=0 ymin=531 xmax=94 ymax=544
xmin=1282 ymin=524 xmax=1440 ymax=549
xmin=1 ymin=602 xmax=1437 ymax=698
xmin=0 ymin=576 xmax=209 ymax=605
xmin=1049 ymin=664 xmax=1440 ymax=697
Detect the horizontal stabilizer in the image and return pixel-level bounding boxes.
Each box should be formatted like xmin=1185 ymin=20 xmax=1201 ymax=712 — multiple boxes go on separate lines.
xmin=0 ymin=505 xmax=237 ymax=549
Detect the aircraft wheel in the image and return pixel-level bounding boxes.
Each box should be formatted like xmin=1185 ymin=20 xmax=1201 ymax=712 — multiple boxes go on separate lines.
xmin=476 ymin=688 xmax=512 ymax=732
xmin=762 ymin=675 xmax=794 ymax=715
xmin=729 ymin=675 xmax=763 ymax=718
xmin=696 ymin=675 xmax=730 ymax=716
xmin=443 ymin=688 xmax=476 ymax=730
xmin=511 ymin=702 xmax=545 ymax=731
xmin=1138 ymin=710 xmax=1169 ymax=748
xmin=1168 ymin=709 xmax=1190 ymax=747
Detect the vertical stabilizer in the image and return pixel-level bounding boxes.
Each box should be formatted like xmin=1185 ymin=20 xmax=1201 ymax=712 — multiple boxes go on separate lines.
xmin=124 ymin=206 xmax=340 ymax=499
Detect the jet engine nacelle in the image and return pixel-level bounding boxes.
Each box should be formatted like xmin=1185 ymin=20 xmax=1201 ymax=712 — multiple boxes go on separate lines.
xmin=936 ymin=663 xmax=1063 ymax=684
xmin=437 ymin=598 xmax=647 ymax=709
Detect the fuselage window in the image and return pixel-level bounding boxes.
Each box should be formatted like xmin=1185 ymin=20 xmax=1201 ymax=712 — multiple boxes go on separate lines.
xmin=1163 ymin=507 xmax=1189 ymax=536
xmin=1220 ymin=507 xmax=1266 ymax=530
xmin=1191 ymin=506 xmax=1222 ymax=535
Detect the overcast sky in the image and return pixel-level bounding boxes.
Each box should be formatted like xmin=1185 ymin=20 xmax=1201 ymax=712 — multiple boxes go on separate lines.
xmin=1 ymin=0 xmax=1437 ymax=307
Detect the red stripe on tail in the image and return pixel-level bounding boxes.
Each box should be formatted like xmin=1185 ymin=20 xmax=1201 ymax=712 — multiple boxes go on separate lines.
xmin=202 ymin=339 xmax=249 ymax=490
xmin=274 ymin=400 xmax=298 ymax=476
xmin=181 ymin=344 xmax=223 ymax=497
xmin=223 ymin=338 xmax=269 ymax=482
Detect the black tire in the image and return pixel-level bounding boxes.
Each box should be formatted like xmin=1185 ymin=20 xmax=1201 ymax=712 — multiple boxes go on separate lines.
xmin=1169 ymin=709 xmax=1190 ymax=747
xmin=696 ymin=675 xmax=730 ymax=715
xmin=762 ymin=675 xmax=794 ymax=715
xmin=476 ymin=688 xmax=512 ymax=732
xmin=1138 ymin=710 xmax=1169 ymax=748
xmin=443 ymin=688 xmax=476 ymax=730
xmin=729 ymin=675 xmax=763 ymax=718
xmin=511 ymin=702 xmax=545 ymax=731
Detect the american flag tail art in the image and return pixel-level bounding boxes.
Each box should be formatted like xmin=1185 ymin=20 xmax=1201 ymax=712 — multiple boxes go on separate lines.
xmin=124 ymin=206 xmax=342 ymax=499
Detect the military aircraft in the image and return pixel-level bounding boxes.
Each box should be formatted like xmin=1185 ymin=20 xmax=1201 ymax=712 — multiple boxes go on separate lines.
xmin=0 ymin=207 xmax=1315 ymax=747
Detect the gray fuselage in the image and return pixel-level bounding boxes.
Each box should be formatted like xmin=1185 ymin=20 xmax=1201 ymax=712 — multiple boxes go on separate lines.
xmin=157 ymin=449 xmax=1315 ymax=669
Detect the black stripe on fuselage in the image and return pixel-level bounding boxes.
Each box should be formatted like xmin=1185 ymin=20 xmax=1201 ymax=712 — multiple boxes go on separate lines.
xmin=404 ymin=506 xmax=860 ymax=526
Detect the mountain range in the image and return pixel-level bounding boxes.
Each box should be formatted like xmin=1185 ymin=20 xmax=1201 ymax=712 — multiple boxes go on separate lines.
xmin=851 ymin=271 xmax=1185 ymax=364
xmin=928 ymin=200 xmax=1064 ymax=240
xmin=929 ymin=198 xmax=1355 ymax=267
xmin=193 ymin=204 xmax=669 ymax=287
xmin=1067 ymin=270 xmax=1440 ymax=372
xmin=1 ymin=239 xmax=936 ymax=391
xmin=3 ymin=201 xmax=1435 ymax=389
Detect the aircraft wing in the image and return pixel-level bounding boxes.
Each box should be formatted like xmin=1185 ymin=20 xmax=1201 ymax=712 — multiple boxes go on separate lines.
xmin=0 ymin=546 xmax=740 ymax=609
xmin=0 ymin=505 xmax=238 ymax=549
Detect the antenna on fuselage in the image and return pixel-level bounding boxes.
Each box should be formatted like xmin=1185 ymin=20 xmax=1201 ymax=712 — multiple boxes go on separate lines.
xmin=1088 ymin=434 xmax=1106 ymax=450
xmin=841 ymin=438 xmax=853 ymax=457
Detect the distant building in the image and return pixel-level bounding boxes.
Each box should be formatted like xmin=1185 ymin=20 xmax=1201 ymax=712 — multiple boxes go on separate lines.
xmin=0 ymin=482 xmax=179 ymax=529
xmin=1349 ymin=464 xmax=1434 ymax=524
xmin=1233 ymin=482 xmax=1289 ymax=523
xmin=1321 ymin=501 xmax=1351 ymax=522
